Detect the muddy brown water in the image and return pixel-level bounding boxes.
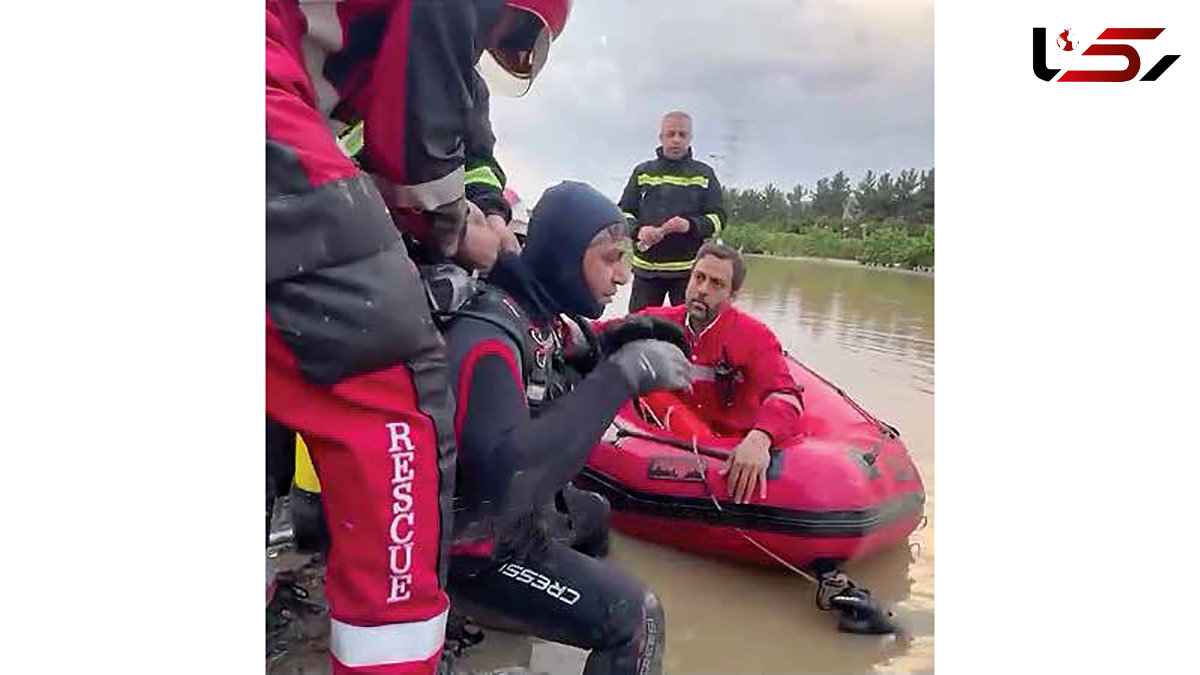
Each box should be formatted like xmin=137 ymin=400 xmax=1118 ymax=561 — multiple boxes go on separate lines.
xmin=269 ymin=256 xmax=934 ymax=674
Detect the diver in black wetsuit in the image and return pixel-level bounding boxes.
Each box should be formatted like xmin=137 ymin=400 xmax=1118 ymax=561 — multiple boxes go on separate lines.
xmin=441 ymin=181 xmax=693 ymax=675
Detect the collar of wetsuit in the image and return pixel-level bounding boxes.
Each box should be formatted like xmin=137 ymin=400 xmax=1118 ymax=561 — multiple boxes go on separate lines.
xmin=520 ymin=180 xmax=625 ymax=320
xmin=484 ymin=251 xmax=558 ymax=323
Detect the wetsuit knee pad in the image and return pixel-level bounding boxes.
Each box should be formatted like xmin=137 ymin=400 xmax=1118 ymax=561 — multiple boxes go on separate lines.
xmin=636 ymin=590 xmax=666 ymax=657
xmin=586 ymin=589 xmax=666 ymax=675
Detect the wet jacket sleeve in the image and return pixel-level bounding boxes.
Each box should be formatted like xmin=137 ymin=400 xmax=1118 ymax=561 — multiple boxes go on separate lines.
xmin=463 ymin=70 xmax=511 ymax=222
xmin=685 ymin=169 xmax=725 ymax=241
xmin=745 ymin=327 xmax=803 ymax=445
xmin=454 ymin=340 xmax=634 ymax=521
xmin=356 ymin=0 xmax=480 ymax=259
xmin=267 ymin=3 xmax=450 ymax=385
xmin=618 ymin=166 xmax=644 ymax=237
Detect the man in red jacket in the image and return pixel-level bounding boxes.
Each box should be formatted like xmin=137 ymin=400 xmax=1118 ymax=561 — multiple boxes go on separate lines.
xmin=632 ymin=242 xmax=804 ymax=504
xmin=266 ymin=2 xmax=574 ymax=673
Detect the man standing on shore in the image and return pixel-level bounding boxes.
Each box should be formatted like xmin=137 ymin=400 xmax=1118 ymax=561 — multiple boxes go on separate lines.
xmin=619 ymin=111 xmax=727 ymax=312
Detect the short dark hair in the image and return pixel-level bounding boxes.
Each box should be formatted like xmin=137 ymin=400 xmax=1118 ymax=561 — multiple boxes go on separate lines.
xmin=588 ymin=222 xmax=628 ymax=248
xmin=695 ymin=241 xmax=747 ymax=292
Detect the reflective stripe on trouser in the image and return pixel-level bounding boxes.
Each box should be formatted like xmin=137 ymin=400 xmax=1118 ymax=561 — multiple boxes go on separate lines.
xmin=330 ymin=610 xmax=448 ymax=670
xmin=266 ymin=317 xmax=449 ymax=673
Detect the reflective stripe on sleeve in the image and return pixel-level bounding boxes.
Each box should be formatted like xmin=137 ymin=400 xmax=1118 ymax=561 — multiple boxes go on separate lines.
xmin=706 ymin=212 xmax=722 ymax=235
xmin=373 ymin=167 xmax=466 ymax=211
xmin=464 ymin=165 xmax=502 ymax=189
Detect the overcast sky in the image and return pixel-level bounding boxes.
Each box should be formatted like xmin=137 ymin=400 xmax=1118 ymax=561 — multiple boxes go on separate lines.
xmin=488 ymin=0 xmax=933 ymax=205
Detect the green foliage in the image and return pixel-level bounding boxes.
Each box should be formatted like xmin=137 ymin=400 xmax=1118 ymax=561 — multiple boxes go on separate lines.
xmin=715 ymin=166 xmax=933 ymax=269
xmin=721 ymin=166 xmax=934 ymax=232
xmin=720 ymin=222 xmax=931 ymax=269
xmin=721 ymin=223 xmax=869 ymax=262
xmin=856 ymin=227 xmax=935 ymax=268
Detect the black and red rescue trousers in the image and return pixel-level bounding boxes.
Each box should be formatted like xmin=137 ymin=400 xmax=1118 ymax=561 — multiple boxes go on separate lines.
xmin=267 ymin=319 xmax=452 ymax=674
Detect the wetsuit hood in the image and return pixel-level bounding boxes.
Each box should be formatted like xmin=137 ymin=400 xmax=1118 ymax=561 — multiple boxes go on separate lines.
xmin=520 ymin=180 xmax=625 ymax=319
xmin=484 ymin=251 xmax=558 ymax=323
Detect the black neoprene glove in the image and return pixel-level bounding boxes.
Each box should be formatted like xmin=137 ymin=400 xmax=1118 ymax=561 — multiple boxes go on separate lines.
xmin=596 ymin=315 xmax=691 ymax=359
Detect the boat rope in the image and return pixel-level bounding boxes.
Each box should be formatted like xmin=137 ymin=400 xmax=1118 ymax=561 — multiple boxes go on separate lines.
xmin=684 ymin=435 xmax=819 ymax=586
xmin=680 ymin=434 xmax=890 ymax=622
xmin=787 ymin=352 xmax=900 ymax=440
xmin=637 ymin=396 xmax=666 ymax=430
xmin=631 ymin=397 xmax=899 ymax=633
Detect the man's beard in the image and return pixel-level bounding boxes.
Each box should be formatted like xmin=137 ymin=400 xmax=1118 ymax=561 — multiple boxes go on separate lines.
xmin=687 ymin=299 xmax=715 ymax=328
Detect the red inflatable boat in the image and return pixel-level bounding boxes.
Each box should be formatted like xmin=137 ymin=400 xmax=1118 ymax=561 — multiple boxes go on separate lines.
xmin=576 ymin=356 xmax=925 ymax=568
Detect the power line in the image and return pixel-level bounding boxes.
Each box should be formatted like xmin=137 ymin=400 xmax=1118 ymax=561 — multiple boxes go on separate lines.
xmin=720 ymin=118 xmax=745 ymax=187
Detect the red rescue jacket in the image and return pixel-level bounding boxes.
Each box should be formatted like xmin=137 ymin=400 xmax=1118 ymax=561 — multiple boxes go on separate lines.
xmin=636 ymin=304 xmax=803 ymax=444
xmin=266 ymin=0 xmax=504 ymax=385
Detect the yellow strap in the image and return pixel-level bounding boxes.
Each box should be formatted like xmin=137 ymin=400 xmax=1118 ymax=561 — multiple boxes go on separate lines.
xmin=630 ymin=253 xmax=696 ymax=272
xmin=294 ymin=435 xmax=322 ymax=493
xmin=636 ymin=173 xmax=709 ymax=188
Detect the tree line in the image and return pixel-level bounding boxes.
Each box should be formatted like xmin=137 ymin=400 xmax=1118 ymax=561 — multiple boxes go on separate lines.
xmin=722 ymin=168 xmax=934 ymax=235
xmin=718 ymin=168 xmax=934 ymax=269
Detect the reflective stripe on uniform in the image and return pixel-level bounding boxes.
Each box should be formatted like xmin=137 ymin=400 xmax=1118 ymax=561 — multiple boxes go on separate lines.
xmin=706 ymin=212 xmax=722 ymax=235
xmin=630 ymin=253 xmax=696 ymax=272
xmin=330 ymin=608 xmax=449 ymax=667
xmin=636 ymin=173 xmax=710 ymax=188
xmin=766 ymin=391 xmax=804 ymax=412
xmin=335 ymin=120 xmax=365 ymax=159
xmin=373 ymin=166 xmax=465 ymax=210
xmin=622 ymin=211 xmax=636 ymax=221
xmin=464 ymin=165 xmax=502 ymax=189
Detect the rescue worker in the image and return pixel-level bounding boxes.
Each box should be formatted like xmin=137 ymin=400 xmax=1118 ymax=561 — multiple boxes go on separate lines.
xmin=266 ymin=2 xmax=574 ymax=672
xmin=619 ymin=111 xmax=727 ymax=312
xmin=630 ymin=242 xmax=804 ymax=504
xmin=441 ymin=181 xmax=692 ymax=674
